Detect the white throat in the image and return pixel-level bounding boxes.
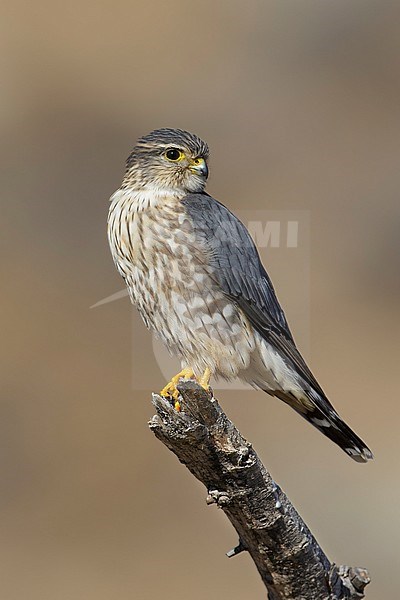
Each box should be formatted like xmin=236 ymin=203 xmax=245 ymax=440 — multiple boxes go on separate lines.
xmin=109 ymin=185 xmax=183 ymax=213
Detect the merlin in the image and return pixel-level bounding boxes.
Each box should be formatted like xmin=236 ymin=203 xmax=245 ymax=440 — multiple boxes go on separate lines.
xmin=108 ymin=128 xmax=372 ymax=463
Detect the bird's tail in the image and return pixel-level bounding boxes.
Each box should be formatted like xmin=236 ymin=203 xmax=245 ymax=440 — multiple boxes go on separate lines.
xmin=272 ymin=389 xmax=373 ymax=463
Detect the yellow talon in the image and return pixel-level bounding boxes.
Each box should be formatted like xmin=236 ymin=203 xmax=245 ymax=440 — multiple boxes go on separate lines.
xmin=160 ymin=367 xmax=195 ymax=408
xmin=160 ymin=382 xmax=179 ymax=400
xmin=160 ymin=367 xmax=211 ymax=407
xmin=198 ymin=367 xmax=211 ymax=392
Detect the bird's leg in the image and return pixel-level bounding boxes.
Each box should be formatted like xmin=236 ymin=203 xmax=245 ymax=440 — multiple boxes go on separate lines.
xmin=160 ymin=367 xmax=195 ymax=411
xmin=198 ymin=367 xmax=211 ymax=392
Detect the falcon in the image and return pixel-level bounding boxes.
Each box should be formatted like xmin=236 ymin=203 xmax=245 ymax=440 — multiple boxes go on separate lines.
xmin=107 ymin=128 xmax=372 ymax=462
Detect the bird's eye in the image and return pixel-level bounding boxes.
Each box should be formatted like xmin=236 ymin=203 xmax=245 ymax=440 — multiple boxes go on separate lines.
xmin=165 ymin=148 xmax=184 ymax=161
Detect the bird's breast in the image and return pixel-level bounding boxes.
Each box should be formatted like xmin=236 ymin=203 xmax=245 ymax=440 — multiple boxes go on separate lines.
xmin=108 ymin=190 xmax=209 ymax=320
xmin=108 ymin=191 xmax=192 ymax=273
xmin=107 ymin=189 xmax=257 ymax=377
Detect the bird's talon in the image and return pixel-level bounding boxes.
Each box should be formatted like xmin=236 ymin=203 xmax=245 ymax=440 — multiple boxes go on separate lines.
xmin=160 ymin=382 xmax=179 ymax=400
xmin=198 ymin=367 xmax=211 ymax=392
xmin=160 ymin=367 xmax=195 ymax=406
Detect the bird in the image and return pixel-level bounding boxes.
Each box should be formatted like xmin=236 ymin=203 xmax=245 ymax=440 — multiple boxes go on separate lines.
xmin=107 ymin=128 xmax=373 ymax=463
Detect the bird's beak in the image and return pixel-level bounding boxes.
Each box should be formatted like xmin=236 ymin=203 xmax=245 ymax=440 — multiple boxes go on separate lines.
xmin=189 ymin=157 xmax=208 ymax=179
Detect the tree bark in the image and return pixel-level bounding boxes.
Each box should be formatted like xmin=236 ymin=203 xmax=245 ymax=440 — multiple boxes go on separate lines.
xmin=149 ymin=380 xmax=370 ymax=600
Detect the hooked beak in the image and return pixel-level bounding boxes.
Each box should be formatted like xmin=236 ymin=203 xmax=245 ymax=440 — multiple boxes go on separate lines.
xmin=189 ymin=157 xmax=208 ymax=179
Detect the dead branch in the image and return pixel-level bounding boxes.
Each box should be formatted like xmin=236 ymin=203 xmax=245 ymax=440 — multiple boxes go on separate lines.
xmin=149 ymin=380 xmax=370 ymax=600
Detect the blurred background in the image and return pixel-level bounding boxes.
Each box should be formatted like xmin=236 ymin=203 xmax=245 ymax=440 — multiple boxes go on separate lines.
xmin=1 ymin=1 xmax=399 ymax=598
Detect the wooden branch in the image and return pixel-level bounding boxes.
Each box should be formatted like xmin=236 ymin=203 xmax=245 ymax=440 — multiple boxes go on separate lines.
xmin=149 ymin=380 xmax=370 ymax=600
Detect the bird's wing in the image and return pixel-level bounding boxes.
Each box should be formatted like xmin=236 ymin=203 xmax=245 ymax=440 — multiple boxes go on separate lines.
xmin=182 ymin=193 xmax=326 ymax=399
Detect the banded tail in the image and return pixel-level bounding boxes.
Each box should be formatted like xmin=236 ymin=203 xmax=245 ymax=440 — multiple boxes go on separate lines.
xmin=272 ymin=389 xmax=373 ymax=463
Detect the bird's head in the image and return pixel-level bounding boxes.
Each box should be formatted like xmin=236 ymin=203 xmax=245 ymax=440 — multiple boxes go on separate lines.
xmin=122 ymin=128 xmax=209 ymax=195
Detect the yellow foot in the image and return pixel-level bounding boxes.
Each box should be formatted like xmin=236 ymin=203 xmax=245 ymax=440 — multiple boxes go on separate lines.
xmin=198 ymin=367 xmax=211 ymax=392
xmin=160 ymin=367 xmax=195 ymax=408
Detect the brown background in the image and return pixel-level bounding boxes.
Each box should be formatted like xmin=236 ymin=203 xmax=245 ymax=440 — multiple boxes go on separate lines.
xmin=1 ymin=2 xmax=399 ymax=598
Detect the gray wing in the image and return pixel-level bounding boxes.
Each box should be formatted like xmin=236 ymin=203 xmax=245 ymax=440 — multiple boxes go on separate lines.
xmin=183 ymin=193 xmax=373 ymax=462
xmin=182 ymin=193 xmax=326 ymax=399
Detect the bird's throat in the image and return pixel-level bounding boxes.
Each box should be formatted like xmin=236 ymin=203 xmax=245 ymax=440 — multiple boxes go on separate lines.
xmin=110 ymin=186 xmax=185 ymax=213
